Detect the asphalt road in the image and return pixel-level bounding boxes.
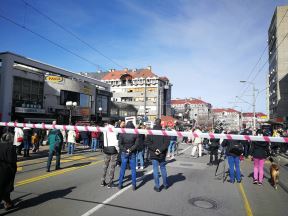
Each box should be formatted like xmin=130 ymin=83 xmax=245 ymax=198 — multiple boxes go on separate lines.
xmin=1 ymin=143 xmax=288 ymax=216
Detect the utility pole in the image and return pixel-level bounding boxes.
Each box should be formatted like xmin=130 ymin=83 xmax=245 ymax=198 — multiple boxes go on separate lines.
xmin=252 ymin=83 xmax=256 ymax=131
xmin=144 ymin=78 xmax=147 ymax=120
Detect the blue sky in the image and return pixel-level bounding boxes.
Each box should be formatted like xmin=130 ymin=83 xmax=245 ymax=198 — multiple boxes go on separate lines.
xmin=1 ymin=0 xmax=288 ymax=113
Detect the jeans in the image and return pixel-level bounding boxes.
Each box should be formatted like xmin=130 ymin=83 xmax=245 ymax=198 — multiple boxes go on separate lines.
xmin=118 ymin=152 xmax=136 ymax=187
xmin=83 ymin=138 xmax=89 ymax=147
xmin=91 ymin=138 xmax=99 ymax=151
xmin=253 ymin=158 xmax=265 ymax=183
xmin=152 ymin=159 xmax=168 ymax=189
xmin=168 ymin=141 xmax=176 ymax=156
xmin=23 ymin=140 xmax=30 ymax=150
xmin=227 ymin=156 xmax=241 ymax=182
xmin=47 ymin=148 xmax=61 ymax=171
xmin=67 ymin=142 xmax=75 ymax=154
xmin=136 ymin=150 xmax=144 ymax=167
xmin=243 ymin=142 xmax=250 ymax=157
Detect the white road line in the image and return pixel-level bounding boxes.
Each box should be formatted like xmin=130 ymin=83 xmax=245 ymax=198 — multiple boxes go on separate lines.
xmin=81 ymin=144 xmax=191 ymax=216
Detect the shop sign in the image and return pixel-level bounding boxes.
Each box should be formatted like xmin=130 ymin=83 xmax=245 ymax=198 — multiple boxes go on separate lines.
xmin=45 ymin=76 xmax=64 ymax=83
xmin=15 ymin=107 xmax=46 ymax=114
xmin=82 ymin=86 xmax=92 ymax=95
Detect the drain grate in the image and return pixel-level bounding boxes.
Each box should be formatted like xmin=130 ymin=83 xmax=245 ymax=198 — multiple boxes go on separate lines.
xmin=188 ymin=197 xmax=218 ymax=210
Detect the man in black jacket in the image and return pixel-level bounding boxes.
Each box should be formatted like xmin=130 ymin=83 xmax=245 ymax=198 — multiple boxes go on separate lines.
xmin=146 ymin=119 xmax=170 ymax=192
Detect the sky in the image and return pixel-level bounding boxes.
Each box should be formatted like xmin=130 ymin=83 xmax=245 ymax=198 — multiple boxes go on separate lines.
xmin=1 ymin=0 xmax=288 ymax=114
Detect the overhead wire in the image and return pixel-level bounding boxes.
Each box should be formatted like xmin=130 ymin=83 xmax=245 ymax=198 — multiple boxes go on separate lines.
xmin=0 ymin=12 xmax=105 ymax=70
xmin=21 ymin=0 xmax=125 ymax=69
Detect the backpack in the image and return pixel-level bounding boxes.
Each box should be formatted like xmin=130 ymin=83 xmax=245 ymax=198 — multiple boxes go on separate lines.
xmin=48 ymin=131 xmax=61 ymax=151
xmin=228 ymin=140 xmax=243 ymax=156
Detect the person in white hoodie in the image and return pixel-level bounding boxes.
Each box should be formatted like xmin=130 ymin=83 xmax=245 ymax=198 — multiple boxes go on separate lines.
xmin=13 ymin=127 xmax=23 ymax=149
xmin=67 ymin=130 xmax=76 ymax=155
xmin=101 ymin=120 xmax=119 ymax=188
xmin=191 ymin=127 xmax=203 ymax=158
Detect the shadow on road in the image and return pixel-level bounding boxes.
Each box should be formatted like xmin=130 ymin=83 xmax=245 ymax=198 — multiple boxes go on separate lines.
xmin=63 ymin=197 xmax=175 ymax=216
xmin=1 ymin=187 xmax=76 ymax=215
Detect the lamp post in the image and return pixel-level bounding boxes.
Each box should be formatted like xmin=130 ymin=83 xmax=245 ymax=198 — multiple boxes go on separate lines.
xmin=98 ymin=107 xmax=103 ymax=117
xmin=240 ymin=80 xmax=256 ymax=130
xmin=66 ymin=101 xmax=77 ymax=125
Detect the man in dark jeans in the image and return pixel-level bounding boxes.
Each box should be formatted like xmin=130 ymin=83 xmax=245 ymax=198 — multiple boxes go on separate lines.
xmin=46 ymin=121 xmax=63 ymax=172
xmin=240 ymin=124 xmax=252 ymax=158
xmin=146 ymin=119 xmax=170 ymax=192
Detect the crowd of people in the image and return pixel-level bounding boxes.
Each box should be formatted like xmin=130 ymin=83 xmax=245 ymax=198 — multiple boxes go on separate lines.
xmin=0 ymin=120 xmax=287 ymax=211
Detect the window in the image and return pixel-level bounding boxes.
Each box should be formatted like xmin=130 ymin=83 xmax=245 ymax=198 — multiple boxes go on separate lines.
xmin=60 ymin=90 xmax=80 ymax=105
xmin=97 ymin=95 xmax=108 ymax=114
xmin=80 ymin=93 xmax=91 ymax=107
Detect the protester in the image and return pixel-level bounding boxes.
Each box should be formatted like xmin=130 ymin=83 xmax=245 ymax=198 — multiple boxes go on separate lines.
xmin=146 ymin=118 xmax=170 ymax=192
xmin=116 ymin=121 xmax=125 ymax=167
xmin=61 ymin=129 xmax=67 ymax=151
xmin=191 ymin=127 xmax=203 ymax=158
xmin=167 ymin=128 xmax=177 ymax=159
xmin=46 ymin=121 xmax=64 ymax=172
xmin=13 ymin=126 xmax=23 ymax=153
xmin=251 ymin=129 xmax=270 ymax=185
xmin=207 ymin=129 xmax=220 ymax=166
xmin=118 ymin=121 xmax=139 ymax=190
xmin=221 ymin=131 xmax=243 ymax=183
xmin=136 ymin=124 xmax=145 ymax=170
xmin=23 ymin=125 xmax=32 ymax=157
xmin=67 ymin=129 xmax=77 ymax=155
xmin=91 ymin=125 xmax=101 ymax=152
xmin=0 ymin=130 xmax=17 ymax=210
xmin=240 ymin=124 xmax=252 ymax=158
xmin=101 ymin=120 xmax=119 ymax=188
xmin=80 ymin=129 xmax=90 ymax=148
xmin=31 ymin=132 xmax=39 ymax=153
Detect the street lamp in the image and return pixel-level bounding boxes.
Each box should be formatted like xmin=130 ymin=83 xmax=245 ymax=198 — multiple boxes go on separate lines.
xmin=240 ymin=80 xmax=256 ymax=131
xmin=98 ymin=107 xmax=103 ymax=117
xmin=66 ymin=101 xmax=77 ymax=125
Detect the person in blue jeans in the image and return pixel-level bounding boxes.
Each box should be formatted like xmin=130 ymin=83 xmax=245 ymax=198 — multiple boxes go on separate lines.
xmin=136 ymin=124 xmax=146 ymax=169
xmin=167 ymin=132 xmax=177 ymax=158
xmin=91 ymin=130 xmax=100 ymax=152
xmin=118 ymin=121 xmax=139 ymax=190
xmin=146 ymin=119 xmax=170 ymax=192
xmin=221 ymin=133 xmax=243 ymax=183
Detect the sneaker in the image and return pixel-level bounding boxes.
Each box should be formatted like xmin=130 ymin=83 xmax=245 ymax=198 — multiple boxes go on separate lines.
xmin=136 ymin=166 xmax=139 ymax=170
xmin=118 ymin=184 xmax=123 ymax=190
xmin=253 ymin=179 xmax=258 ymax=184
xmin=191 ymin=155 xmax=197 ymax=158
xmin=171 ymin=156 xmax=175 ymax=159
xmin=154 ymin=186 xmax=160 ymax=192
xmin=140 ymin=166 xmax=144 ymax=170
xmin=132 ymin=185 xmax=136 ymax=191
xmin=258 ymin=182 xmax=263 ymax=186
xmin=237 ymin=180 xmax=242 ymax=183
xmin=107 ymin=182 xmax=115 ymax=188
xmin=100 ymin=180 xmax=106 ymax=187
xmin=163 ymin=184 xmax=169 ymax=190
xmin=46 ymin=169 xmax=50 ymax=172
xmin=207 ymin=162 xmax=213 ymax=166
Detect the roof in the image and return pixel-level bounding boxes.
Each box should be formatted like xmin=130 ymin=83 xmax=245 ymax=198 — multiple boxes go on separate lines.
xmin=212 ymin=108 xmax=240 ymax=113
xmin=86 ymin=72 xmax=109 ymax=80
xmin=171 ymin=99 xmax=208 ymax=105
xmin=100 ymin=69 xmax=160 ymax=81
xmin=242 ymin=112 xmax=267 ymax=118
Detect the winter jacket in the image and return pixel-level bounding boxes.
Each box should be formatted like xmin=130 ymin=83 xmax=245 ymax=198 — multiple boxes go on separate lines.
xmin=13 ymin=127 xmax=23 ymax=146
xmin=118 ymin=121 xmax=138 ymax=153
xmin=67 ymin=130 xmax=76 ymax=143
xmin=221 ymin=139 xmax=243 ymax=157
xmin=103 ymin=124 xmax=119 ymax=152
xmin=136 ymin=134 xmax=145 ymax=151
xmin=23 ymin=127 xmax=32 ymax=142
xmin=251 ymin=141 xmax=269 ymax=159
xmin=80 ymin=131 xmax=89 ymax=139
xmin=192 ymin=129 xmax=202 ymax=145
xmin=47 ymin=129 xmax=63 ymax=151
xmin=146 ymin=125 xmax=170 ymax=161
xmin=91 ymin=131 xmax=100 ymax=139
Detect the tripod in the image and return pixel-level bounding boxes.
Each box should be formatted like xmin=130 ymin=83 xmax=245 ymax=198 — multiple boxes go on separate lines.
xmin=215 ymin=150 xmax=228 ymax=183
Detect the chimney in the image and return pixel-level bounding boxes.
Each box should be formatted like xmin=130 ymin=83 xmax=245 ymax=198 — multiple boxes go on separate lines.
xmin=124 ymin=68 xmax=128 ymax=72
xmin=147 ymin=66 xmax=152 ymax=71
xmin=132 ymin=68 xmax=137 ymax=72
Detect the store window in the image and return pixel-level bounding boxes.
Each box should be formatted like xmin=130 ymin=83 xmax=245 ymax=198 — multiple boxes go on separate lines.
xmin=97 ymin=95 xmax=108 ymax=114
xmin=60 ymin=90 xmax=91 ymax=108
xmin=12 ymin=77 xmax=44 ymax=108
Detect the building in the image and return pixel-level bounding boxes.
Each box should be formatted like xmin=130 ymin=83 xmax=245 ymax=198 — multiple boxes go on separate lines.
xmin=171 ymin=98 xmax=212 ymax=126
xmin=88 ymin=67 xmax=172 ymax=121
xmin=110 ymin=102 xmax=138 ymax=120
xmin=212 ymin=108 xmax=241 ymax=131
xmin=268 ymin=6 xmax=288 ymax=125
xmin=0 ymin=52 xmax=111 ymax=124
xmin=242 ymin=112 xmax=268 ymax=128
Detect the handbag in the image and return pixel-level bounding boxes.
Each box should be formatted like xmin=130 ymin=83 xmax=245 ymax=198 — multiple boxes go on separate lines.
xmin=17 ymin=137 xmax=23 ymax=142
xmin=103 ymin=132 xmax=117 ymax=155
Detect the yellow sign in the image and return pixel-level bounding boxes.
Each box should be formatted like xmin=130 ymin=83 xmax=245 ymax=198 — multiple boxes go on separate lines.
xmin=82 ymin=86 xmax=92 ymax=95
xmin=45 ymin=76 xmax=64 ymax=83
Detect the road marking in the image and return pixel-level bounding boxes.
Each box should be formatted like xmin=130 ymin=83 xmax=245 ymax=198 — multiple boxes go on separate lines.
xmin=81 ymin=169 xmax=154 ymax=216
xmin=15 ymin=160 xmax=103 ymax=187
xmin=238 ymin=183 xmax=253 ymax=216
xmin=81 ymin=146 xmax=192 ymax=216
xmin=17 ymin=166 xmax=23 ymax=171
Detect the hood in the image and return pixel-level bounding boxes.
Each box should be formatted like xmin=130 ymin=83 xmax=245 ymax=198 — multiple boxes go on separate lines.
xmin=125 ymin=121 xmax=135 ymax=129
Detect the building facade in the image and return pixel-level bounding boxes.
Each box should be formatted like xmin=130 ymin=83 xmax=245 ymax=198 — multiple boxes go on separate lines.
xmin=212 ymin=108 xmax=241 ymax=131
xmin=0 ymin=52 xmax=111 ymax=124
xmin=268 ymin=6 xmax=288 ymax=124
xmin=171 ymin=98 xmax=212 ymax=127
xmin=88 ymin=67 xmax=172 ymax=121
xmin=242 ymin=112 xmax=268 ymax=128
